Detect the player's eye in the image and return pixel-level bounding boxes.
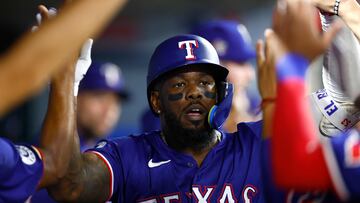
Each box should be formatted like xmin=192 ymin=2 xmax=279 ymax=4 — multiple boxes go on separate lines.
xmin=200 ymin=80 xmax=214 ymax=87
xmin=173 ymin=82 xmax=185 ymax=88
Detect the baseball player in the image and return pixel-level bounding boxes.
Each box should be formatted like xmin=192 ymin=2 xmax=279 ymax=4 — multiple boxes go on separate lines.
xmin=49 ymin=34 xmax=267 ymax=203
xmin=253 ymin=1 xmax=360 ymax=202
xmin=0 ymin=0 xmax=128 ymax=117
xmin=0 ymin=29 xmax=95 ymax=203
xmin=77 ymin=61 xmax=129 ymax=151
xmin=265 ymin=0 xmax=360 ymax=202
xmin=313 ymin=0 xmax=360 ymax=137
xmin=0 ymin=46 xmax=77 ymax=203
xmin=193 ymin=20 xmax=258 ymax=132
xmin=0 ymin=3 xmax=108 ymax=201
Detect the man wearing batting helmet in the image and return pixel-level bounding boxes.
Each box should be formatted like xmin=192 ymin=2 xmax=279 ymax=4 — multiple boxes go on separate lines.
xmin=49 ymin=34 xmax=266 ymax=203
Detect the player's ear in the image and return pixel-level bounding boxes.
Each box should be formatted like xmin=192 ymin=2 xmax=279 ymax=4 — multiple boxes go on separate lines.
xmin=150 ymin=90 xmax=161 ymax=114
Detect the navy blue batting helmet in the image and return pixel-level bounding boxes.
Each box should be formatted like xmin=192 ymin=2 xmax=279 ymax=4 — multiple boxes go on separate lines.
xmin=192 ymin=20 xmax=256 ymax=62
xmin=146 ymin=34 xmax=229 ymax=114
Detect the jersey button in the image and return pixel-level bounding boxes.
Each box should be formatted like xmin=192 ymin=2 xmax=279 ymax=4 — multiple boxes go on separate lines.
xmin=187 ymin=162 xmax=194 ymax=167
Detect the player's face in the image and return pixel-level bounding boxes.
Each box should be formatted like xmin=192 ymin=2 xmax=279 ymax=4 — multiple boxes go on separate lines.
xmin=157 ymin=67 xmax=217 ymax=130
xmin=222 ymin=60 xmax=254 ymax=90
xmin=77 ymin=90 xmax=121 ymax=139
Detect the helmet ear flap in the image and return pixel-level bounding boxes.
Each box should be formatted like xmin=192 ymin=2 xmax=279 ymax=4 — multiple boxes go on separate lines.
xmin=208 ymin=82 xmax=233 ymax=130
xmin=216 ymin=81 xmax=228 ymax=104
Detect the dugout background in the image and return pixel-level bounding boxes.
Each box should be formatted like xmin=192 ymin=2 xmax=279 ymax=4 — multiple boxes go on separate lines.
xmin=0 ymin=0 xmax=322 ymax=143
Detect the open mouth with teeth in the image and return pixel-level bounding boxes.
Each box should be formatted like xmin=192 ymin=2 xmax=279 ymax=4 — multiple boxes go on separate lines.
xmin=184 ymin=106 xmax=206 ymax=121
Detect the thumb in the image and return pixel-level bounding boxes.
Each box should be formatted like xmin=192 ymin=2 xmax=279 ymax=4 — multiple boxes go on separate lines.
xmin=256 ymin=39 xmax=265 ymax=68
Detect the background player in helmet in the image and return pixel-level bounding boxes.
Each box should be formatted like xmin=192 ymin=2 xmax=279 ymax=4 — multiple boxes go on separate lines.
xmin=48 ymin=34 xmax=267 ymax=203
xmin=77 ymin=61 xmax=129 ymax=151
xmin=193 ymin=20 xmax=259 ymax=132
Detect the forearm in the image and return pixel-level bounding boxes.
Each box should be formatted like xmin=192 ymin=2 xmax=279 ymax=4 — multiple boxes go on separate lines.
xmin=272 ymin=54 xmax=332 ymax=190
xmin=47 ymin=95 xmax=109 ymax=202
xmin=0 ymin=0 xmax=127 ymax=116
xmin=262 ymin=103 xmax=275 ymax=139
xmin=339 ymin=0 xmax=360 ymax=40
xmin=49 ymin=153 xmax=110 ymax=203
xmin=38 ymin=64 xmax=75 ymax=188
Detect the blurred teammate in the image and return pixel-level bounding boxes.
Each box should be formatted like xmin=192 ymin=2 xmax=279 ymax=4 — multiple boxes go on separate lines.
xmin=261 ymin=0 xmax=360 ymax=202
xmin=193 ymin=20 xmax=258 ymax=132
xmin=0 ymin=36 xmax=77 ymax=203
xmin=315 ymin=0 xmax=360 ymax=136
xmin=0 ymin=0 xmax=129 ymax=201
xmin=77 ymin=61 xmax=129 ymax=151
xmin=49 ymin=34 xmax=267 ymax=202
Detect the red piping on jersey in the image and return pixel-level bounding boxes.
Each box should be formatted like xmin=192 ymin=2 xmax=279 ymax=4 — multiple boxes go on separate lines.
xmin=89 ymin=151 xmax=114 ymax=201
xmin=32 ymin=146 xmax=45 ymax=190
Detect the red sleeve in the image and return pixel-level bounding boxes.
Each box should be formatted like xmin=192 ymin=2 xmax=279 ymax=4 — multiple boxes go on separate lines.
xmin=272 ymin=57 xmax=332 ymax=191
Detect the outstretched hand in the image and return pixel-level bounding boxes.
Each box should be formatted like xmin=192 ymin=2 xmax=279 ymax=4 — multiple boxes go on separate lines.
xmin=31 ymin=5 xmax=57 ymax=32
xmin=256 ymin=29 xmax=284 ymax=100
xmin=273 ymin=0 xmax=342 ymax=62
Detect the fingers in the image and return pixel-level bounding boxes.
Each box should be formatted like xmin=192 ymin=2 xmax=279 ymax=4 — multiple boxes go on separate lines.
xmin=264 ymin=29 xmax=275 ymax=59
xmin=38 ymin=5 xmax=50 ymax=22
xmin=48 ymin=8 xmax=57 ymax=18
xmin=79 ymin=39 xmax=93 ymax=60
xmin=37 ymin=5 xmax=57 ymax=24
xmin=256 ymin=39 xmax=265 ymax=69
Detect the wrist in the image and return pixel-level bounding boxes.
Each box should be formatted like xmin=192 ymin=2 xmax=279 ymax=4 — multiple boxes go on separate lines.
xmin=261 ymin=98 xmax=276 ymax=110
xmin=276 ymin=53 xmax=309 ymax=82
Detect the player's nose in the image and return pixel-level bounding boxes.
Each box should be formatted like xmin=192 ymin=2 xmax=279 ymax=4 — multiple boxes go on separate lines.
xmin=186 ymin=84 xmax=203 ymax=101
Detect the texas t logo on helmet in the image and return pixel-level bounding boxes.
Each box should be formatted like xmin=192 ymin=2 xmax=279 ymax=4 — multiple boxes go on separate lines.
xmin=178 ymin=40 xmax=199 ymax=60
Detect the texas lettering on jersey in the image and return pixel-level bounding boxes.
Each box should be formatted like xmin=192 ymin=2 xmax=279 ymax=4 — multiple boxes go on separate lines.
xmin=89 ymin=121 xmax=265 ymax=203
xmin=137 ymin=184 xmax=257 ymax=203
